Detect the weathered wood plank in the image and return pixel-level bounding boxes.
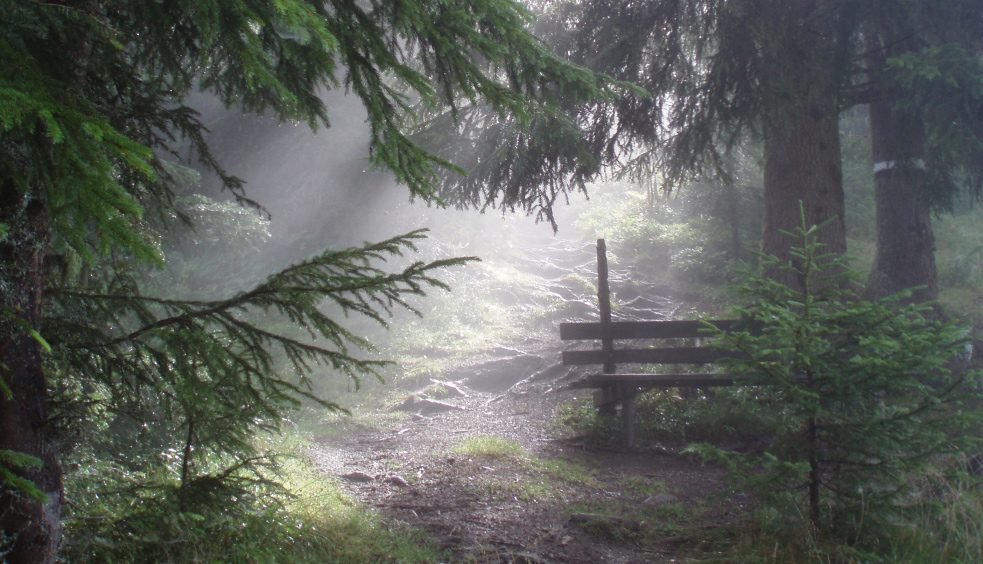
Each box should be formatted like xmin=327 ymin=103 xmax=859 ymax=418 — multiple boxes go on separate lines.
xmin=562 ymin=347 xmax=740 ymax=366
xmin=559 ymin=319 xmax=743 ymax=341
xmin=571 ymin=373 xmax=753 ymax=389
xmin=596 ymin=239 xmax=616 ymax=375
xmin=619 ymin=381 xmax=637 ymax=448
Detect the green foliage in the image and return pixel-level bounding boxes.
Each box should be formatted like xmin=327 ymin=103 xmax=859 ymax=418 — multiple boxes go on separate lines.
xmin=889 ymin=42 xmax=983 ymax=203
xmin=62 ymin=450 xmax=446 ymax=563
xmin=157 ymin=194 xmax=274 ymax=296
xmin=572 ymin=182 xmax=751 ymax=286
xmin=560 ymin=387 xmax=784 ymax=448
xmin=2 ymin=0 xmax=622 ymax=553
xmin=689 ymin=214 xmax=982 ymax=541
xmin=2 ymin=0 xmax=619 ymax=261
xmin=45 ymin=230 xmax=474 ymax=509
xmin=632 ymin=388 xmax=786 ymax=445
xmin=0 ymin=449 xmax=45 ymax=503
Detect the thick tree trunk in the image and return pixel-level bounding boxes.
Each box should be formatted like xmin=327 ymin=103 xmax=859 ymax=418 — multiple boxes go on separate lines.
xmin=0 ymin=186 xmax=62 ymax=564
xmin=762 ymin=104 xmax=846 ymax=287
xmin=865 ymin=60 xmax=937 ymax=306
xmin=758 ymin=3 xmax=847 ymax=289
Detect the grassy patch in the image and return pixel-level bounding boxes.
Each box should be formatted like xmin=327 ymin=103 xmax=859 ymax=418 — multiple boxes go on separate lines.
xmin=686 ymin=458 xmax=983 ymax=563
xmin=62 ymin=440 xmax=446 ymax=563
xmin=452 ymin=435 xmax=595 ymax=482
xmin=449 ymin=435 xmax=597 ymax=502
xmin=565 ymin=498 xmax=692 ymax=546
xmin=616 ymin=475 xmax=669 ymax=495
xmin=452 ymin=435 xmax=525 ymax=458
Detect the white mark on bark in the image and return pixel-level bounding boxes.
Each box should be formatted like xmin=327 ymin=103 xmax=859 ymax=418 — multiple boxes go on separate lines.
xmin=873 ymin=159 xmax=926 ymax=173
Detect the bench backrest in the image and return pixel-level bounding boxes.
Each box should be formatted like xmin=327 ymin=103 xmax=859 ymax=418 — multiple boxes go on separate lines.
xmin=559 ymin=319 xmax=744 ymax=367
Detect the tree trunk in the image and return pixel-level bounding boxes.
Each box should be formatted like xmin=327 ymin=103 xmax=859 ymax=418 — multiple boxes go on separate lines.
xmin=762 ymin=105 xmax=846 ymax=287
xmin=721 ymin=149 xmax=744 ymax=262
xmin=758 ymin=3 xmax=847 ymax=289
xmin=0 ymin=186 xmax=62 ymax=564
xmin=864 ymin=44 xmax=937 ymax=307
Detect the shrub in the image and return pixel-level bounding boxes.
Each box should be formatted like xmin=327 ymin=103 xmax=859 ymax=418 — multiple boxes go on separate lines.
xmin=689 ymin=213 xmax=982 ymax=542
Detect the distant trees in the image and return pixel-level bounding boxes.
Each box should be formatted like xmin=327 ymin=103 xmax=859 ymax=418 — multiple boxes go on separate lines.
xmin=540 ymin=0 xmax=855 ymax=286
xmin=544 ymin=0 xmax=983 ymax=293
xmin=0 ymin=1 xmax=620 ymax=561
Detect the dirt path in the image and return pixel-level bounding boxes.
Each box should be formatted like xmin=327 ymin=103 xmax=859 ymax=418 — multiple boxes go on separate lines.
xmin=307 ymin=364 xmax=740 ymax=563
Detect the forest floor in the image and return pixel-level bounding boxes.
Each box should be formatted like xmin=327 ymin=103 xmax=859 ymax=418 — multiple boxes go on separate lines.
xmin=306 ymin=344 xmax=745 ymax=564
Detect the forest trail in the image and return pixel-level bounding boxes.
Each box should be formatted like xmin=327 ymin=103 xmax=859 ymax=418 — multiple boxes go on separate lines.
xmin=307 ymin=351 xmax=740 ymax=563
xmin=307 ymin=233 xmax=741 ymax=562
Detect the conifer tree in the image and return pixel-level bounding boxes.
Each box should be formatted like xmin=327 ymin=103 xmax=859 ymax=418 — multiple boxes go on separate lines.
xmin=694 ymin=212 xmax=979 ymax=539
xmin=0 ymin=1 xmax=621 ymax=560
xmin=492 ymin=0 xmax=860 ymax=285
xmin=511 ymin=0 xmax=983 ymax=293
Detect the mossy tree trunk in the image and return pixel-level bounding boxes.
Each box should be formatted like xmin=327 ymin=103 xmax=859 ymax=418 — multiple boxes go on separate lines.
xmin=0 ymin=184 xmax=62 ymax=564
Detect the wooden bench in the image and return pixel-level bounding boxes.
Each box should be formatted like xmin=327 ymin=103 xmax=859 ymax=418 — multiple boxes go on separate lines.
xmin=559 ymin=239 xmax=749 ymax=449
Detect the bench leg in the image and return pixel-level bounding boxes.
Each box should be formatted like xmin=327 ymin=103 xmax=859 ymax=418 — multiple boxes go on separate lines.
xmin=594 ymin=386 xmax=619 ymax=415
xmin=620 ymin=383 xmax=637 ymax=449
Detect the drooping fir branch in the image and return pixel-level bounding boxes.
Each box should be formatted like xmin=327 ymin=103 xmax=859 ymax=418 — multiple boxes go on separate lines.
xmin=325 ymin=0 xmax=635 ymax=213
xmin=41 ymin=230 xmax=475 ymax=488
xmin=4 ymin=0 xmax=623 ymax=273
xmin=47 ymin=229 xmax=475 ymax=390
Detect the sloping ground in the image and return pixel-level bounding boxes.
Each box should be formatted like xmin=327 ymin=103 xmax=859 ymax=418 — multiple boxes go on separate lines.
xmin=306 ymin=231 xmax=742 ymax=562
xmin=307 ymin=365 xmax=742 ymax=563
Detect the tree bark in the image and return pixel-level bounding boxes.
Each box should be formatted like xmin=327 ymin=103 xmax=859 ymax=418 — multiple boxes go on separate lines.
xmin=864 ymin=37 xmax=937 ymax=308
xmin=0 ymin=185 xmax=62 ymax=564
xmin=758 ymin=4 xmax=847 ymax=289
xmin=721 ymin=149 xmax=744 ymax=262
xmin=763 ymin=104 xmax=846 ymax=287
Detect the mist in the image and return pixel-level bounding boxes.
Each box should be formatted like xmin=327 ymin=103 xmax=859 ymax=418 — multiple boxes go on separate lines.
xmin=11 ymin=2 xmax=983 ymax=562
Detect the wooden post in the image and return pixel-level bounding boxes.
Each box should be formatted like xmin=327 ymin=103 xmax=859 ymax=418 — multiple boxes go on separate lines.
xmin=597 ymin=240 xmax=636 ymax=448
xmin=596 ymin=239 xmax=616 ymax=417
xmin=597 ymin=239 xmax=614 ymax=374
xmin=620 ymin=382 xmax=636 ymax=449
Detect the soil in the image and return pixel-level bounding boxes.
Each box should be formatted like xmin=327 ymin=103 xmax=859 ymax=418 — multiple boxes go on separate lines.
xmin=307 ymin=353 xmax=744 ymax=564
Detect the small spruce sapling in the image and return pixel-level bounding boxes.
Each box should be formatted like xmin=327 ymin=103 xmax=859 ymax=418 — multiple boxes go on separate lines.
xmin=688 ymin=211 xmax=981 ymax=537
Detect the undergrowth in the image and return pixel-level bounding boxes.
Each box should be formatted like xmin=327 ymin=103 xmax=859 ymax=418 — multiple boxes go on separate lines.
xmin=562 ymin=214 xmax=983 ymax=562
xmin=449 ymin=435 xmax=597 ymax=503
xmin=61 ymin=441 xmax=445 ymax=563
xmin=560 ymin=386 xmax=786 ymax=447
xmin=692 ymin=458 xmax=983 ymax=563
